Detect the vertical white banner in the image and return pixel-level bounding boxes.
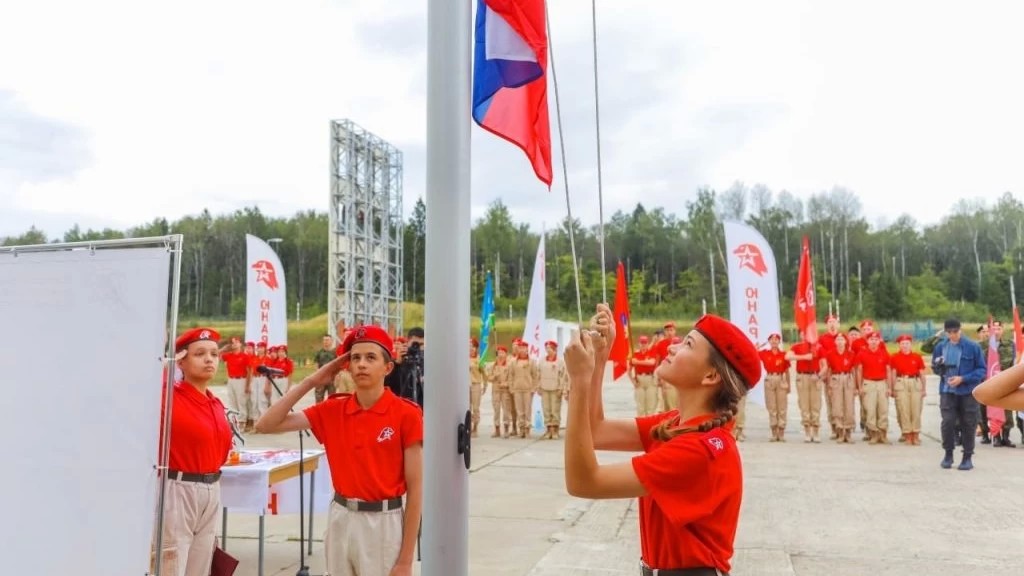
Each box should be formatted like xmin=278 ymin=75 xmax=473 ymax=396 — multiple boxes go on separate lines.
xmin=246 ymin=234 xmax=288 ymax=347
xmin=521 ymin=233 xmax=546 ymax=360
xmin=723 ymin=221 xmax=781 ymax=407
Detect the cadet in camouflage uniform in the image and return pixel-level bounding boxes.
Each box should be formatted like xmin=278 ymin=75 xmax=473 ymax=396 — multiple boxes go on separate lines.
xmin=469 ymin=337 xmax=488 ymax=437
xmin=537 ymin=340 xmax=568 ymax=439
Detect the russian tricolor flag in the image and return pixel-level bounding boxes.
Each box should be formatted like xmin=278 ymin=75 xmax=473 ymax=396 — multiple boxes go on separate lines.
xmin=472 ymin=0 xmax=552 ymax=187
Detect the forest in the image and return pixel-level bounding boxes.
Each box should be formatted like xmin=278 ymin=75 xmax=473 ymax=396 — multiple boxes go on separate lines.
xmin=3 ymin=183 xmax=1023 ymax=324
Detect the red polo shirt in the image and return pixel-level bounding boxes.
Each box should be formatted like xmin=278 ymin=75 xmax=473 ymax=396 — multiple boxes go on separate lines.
xmin=160 ymin=382 xmax=233 ymax=474
xmin=856 ymin=346 xmax=890 ymax=380
xmin=890 ymin=351 xmax=925 ymax=377
xmin=631 ymin=412 xmax=741 ymax=572
xmin=788 ymin=341 xmax=817 ymax=373
xmin=632 ymin=349 xmax=657 ymax=375
xmin=823 ymin=350 xmax=855 ymax=374
xmin=222 ymin=351 xmax=250 ymax=379
xmin=304 ymin=388 xmax=424 ymax=501
xmin=759 ymin=349 xmax=789 ymax=375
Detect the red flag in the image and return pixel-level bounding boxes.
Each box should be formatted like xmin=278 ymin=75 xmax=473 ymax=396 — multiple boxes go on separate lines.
xmin=609 ymin=261 xmax=632 ymax=380
xmin=1014 ymin=306 xmax=1023 ymax=364
xmin=794 ymin=236 xmax=818 ymax=343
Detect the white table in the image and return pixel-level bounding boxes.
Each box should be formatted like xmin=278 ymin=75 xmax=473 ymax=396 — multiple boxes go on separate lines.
xmin=219 ymin=448 xmax=330 ymax=576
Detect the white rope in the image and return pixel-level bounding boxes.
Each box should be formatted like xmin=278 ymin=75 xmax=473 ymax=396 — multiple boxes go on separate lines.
xmin=545 ymin=4 xmax=584 ymax=326
xmin=591 ymin=0 xmax=608 ymax=304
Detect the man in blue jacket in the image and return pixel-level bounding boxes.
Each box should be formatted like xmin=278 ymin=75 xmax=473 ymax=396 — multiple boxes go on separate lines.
xmin=932 ymin=318 xmax=987 ymax=470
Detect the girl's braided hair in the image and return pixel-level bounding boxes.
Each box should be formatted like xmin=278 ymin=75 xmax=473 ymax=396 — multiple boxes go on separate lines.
xmin=650 ymin=345 xmax=749 ymax=442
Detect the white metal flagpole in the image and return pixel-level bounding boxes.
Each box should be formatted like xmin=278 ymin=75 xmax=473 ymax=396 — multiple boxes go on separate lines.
xmin=424 ymin=0 xmax=470 ymax=574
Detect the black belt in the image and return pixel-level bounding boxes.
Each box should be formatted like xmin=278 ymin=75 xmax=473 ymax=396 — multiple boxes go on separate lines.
xmin=831 ymin=372 xmax=850 ymax=375
xmin=334 ymin=493 xmax=403 ymax=512
xmin=641 ymin=565 xmax=727 ymax=576
xmin=766 ymin=372 xmax=786 ymax=376
xmin=168 ymin=470 xmax=221 ymax=483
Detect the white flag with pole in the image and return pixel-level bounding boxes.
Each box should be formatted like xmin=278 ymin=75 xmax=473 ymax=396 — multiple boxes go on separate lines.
xmin=245 ymin=234 xmax=288 ymax=347
xmin=723 ymin=221 xmax=781 ymax=407
xmin=521 ymin=232 xmax=546 ymax=360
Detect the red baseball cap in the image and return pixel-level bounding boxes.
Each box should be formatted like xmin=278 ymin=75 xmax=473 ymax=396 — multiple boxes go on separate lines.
xmin=176 ymin=328 xmax=220 ymax=352
xmin=693 ymin=314 xmax=761 ymax=389
xmin=340 ymin=325 xmax=395 ymax=358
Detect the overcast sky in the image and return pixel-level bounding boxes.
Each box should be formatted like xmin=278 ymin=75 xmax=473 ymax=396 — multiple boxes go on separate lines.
xmin=2 ymin=0 xmax=1023 ymax=240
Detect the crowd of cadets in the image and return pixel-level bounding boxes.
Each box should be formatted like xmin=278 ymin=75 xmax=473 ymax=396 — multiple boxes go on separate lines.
xmin=219 ymin=337 xmax=295 ymax=432
xmin=628 ymin=317 xmax=935 ymax=446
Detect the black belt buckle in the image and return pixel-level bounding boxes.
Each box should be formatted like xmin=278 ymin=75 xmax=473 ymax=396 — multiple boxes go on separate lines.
xmin=200 ymin=472 xmax=219 ymax=483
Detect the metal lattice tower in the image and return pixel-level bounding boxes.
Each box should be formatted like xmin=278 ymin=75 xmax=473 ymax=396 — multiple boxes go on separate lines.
xmin=329 ymin=119 xmax=404 ymax=337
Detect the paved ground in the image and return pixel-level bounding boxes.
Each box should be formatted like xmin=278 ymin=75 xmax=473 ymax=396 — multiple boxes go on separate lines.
xmin=210 ymin=371 xmax=1024 ymax=575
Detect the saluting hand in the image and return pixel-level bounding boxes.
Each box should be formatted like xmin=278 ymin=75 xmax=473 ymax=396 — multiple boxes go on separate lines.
xmin=304 ymin=352 xmax=350 ymax=389
xmin=564 ymin=329 xmax=596 ymax=381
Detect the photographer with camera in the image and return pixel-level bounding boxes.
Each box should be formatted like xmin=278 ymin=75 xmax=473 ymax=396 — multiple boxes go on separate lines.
xmin=932 ymin=318 xmax=987 ymax=471
xmin=387 ymin=327 xmax=425 ymax=407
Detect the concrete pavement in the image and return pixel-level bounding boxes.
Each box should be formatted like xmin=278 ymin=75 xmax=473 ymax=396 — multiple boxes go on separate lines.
xmin=210 ymin=372 xmax=1024 ymax=575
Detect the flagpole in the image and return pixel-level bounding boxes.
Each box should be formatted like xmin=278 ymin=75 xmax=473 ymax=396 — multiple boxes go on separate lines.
xmin=424 ymin=0 xmax=470 ymax=574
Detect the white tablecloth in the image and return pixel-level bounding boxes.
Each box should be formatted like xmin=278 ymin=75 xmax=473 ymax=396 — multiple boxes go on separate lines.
xmin=220 ymin=448 xmax=333 ymax=514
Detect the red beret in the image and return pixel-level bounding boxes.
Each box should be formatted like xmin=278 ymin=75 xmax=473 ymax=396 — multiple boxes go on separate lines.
xmin=256 ymin=341 xmax=267 ymax=348
xmin=245 ymin=341 xmax=256 ymax=347
xmin=230 ymin=337 xmax=240 ymax=343
xmin=768 ymin=333 xmax=781 ymax=341
xmin=826 ymin=314 xmax=838 ymax=322
xmin=278 ymin=344 xmax=288 ymax=352
xmin=176 ymin=328 xmax=220 ymax=352
xmin=638 ymin=336 xmax=649 ymax=343
xmin=867 ymin=331 xmax=882 ymax=340
xmin=496 ymin=345 xmax=508 ymax=353
xmin=693 ymin=314 xmax=761 ymax=389
xmin=470 ymin=338 xmax=479 ymax=347
xmin=340 ymin=325 xmax=395 ymax=357
xmin=860 ymin=319 xmax=874 ymax=330
xmin=664 ymin=321 xmax=676 ymax=329
xmin=896 ymin=334 xmax=912 ymax=343
xmin=545 ymin=340 xmax=558 ymax=348
xmin=267 ymin=346 xmax=277 ymax=352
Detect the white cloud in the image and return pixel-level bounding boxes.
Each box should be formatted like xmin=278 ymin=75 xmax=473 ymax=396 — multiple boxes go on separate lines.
xmin=1 ymin=0 xmax=1022 ymax=240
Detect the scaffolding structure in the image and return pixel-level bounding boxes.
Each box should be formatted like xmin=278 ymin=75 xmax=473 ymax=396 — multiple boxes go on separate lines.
xmin=328 ymin=119 xmax=404 ymax=337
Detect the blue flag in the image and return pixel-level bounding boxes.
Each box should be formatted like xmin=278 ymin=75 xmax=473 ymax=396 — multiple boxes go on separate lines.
xmin=479 ymin=271 xmax=496 ymax=366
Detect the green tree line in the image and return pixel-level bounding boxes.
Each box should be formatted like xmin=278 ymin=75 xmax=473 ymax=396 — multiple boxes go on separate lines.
xmin=4 ymin=184 xmax=1024 ymax=323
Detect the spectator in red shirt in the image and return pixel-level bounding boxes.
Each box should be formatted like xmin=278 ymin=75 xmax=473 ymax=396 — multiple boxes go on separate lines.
xmin=563 ymin=304 xmax=760 ymax=575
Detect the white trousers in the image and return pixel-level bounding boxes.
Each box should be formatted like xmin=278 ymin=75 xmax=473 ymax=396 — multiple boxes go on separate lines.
xmin=157 ymin=479 xmax=221 ymax=576
xmin=324 ymin=500 xmax=404 ymax=576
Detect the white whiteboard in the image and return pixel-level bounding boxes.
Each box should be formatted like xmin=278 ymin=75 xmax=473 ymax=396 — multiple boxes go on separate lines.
xmin=0 ymin=247 xmax=170 ymax=575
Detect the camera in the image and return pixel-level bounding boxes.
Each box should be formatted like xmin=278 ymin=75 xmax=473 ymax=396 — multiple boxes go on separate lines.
xmin=405 ymin=341 xmax=423 ymax=366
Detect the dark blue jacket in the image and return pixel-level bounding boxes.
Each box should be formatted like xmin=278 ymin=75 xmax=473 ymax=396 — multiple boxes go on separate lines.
xmin=931 ymin=337 xmax=986 ymax=395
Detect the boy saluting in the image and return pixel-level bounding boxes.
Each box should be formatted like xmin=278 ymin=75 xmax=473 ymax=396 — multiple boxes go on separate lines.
xmin=256 ymin=326 xmax=423 ymax=576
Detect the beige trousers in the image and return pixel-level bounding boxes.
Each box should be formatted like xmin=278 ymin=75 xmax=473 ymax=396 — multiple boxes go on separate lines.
xmin=862 ymin=379 xmax=889 ymax=432
xmin=764 ymin=374 xmax=788 ymax=428
xmin=324 ymin=500 xmax=404 ymax=576
xmin=492 ymin=388 xmax=513 ymax=427
xmin=541 ymin=389 xmax=563 ymax=426
xmin=470 ymin=383 xmax=483 ymax=426
xmin=157 ymin=479 xmax=221 ymax=576
xmin=828 ymin=374 xmax=856 ymax=430
xmin=226 ymin=377 xmax=251 ymax=421
xmin=796 ymin=373 xmax=822 ymax=427
xmin=736 ymin=395 xmax=747 ymax=428
xmin=513 ymin=391 xmax=532 ymax=432
xmin=895 ymin=377 xmax=924 ymax=433
xmin=634 ymin=375 xmax=659 ymax=416
xmin=249 ymin=375 xmax=266 ymax=420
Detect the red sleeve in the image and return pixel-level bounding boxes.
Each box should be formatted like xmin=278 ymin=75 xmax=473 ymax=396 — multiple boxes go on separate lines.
xmin=303 ymin=401 xmax=332 ymax=445
xmin=631 ymin=429 xmax=728 ymax=525
xmin=401 ymin=403 xmax=424 ymax=449
xmin=636 ymin=410 xmax=677 ymax=452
